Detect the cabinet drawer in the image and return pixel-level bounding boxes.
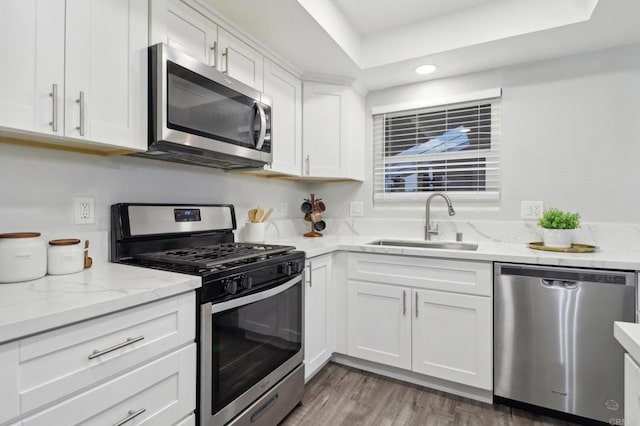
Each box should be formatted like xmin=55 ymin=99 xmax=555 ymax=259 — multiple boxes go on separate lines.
xmin=0 ymin=342 xmax=20 ymax=424
xmin=22 ymin=343 xmax=196 ymax=426
xmin=348 ymin=253 xmax=491 ymax=296
xmin=18 ymin=292 xmax=195 ymax=414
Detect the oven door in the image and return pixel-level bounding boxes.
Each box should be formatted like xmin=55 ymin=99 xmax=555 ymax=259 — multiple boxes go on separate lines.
xmin=200 ymin=275 xmax=303 ymax=426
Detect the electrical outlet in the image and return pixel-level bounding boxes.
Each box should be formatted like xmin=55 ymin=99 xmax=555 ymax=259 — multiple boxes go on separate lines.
xmin=350 ymin=201 xmax=364 ymax=217
xmin=74 ymin=196 xmax=95 ymax=224
xmin=521 ymin=201 xmax=544 ymax=220
xmin=280 ymin=202 xmax=289 ymax=218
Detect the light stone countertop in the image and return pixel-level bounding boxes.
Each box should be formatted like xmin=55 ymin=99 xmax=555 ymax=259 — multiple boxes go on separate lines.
xmin=0 ymin=260 xmax=200 ymax=344
xmin=615 ymin=322 xmax=640 ymax=363
xmin=3 ymin=235 xmax=639 ymax=345
xmin=271 ymin=235 xmax=640 ymax=270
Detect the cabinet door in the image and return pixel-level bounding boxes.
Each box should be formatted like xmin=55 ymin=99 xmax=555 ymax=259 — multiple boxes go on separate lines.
xmin=263 ymin=59 xmax=302 ymax=176
xmin=65 ymin=0 xmax=148 ymax=150
xmin=347 ymin=281 xmax=411 ymax=370
xmin=0 ymin=0 xmax=64 ymax=136
xmin=302 ymin=82 xmax=349 ymax=178
xmin=149 ymin=0 xmax=217 ymax=66
xmin=412 ymin=289 xmax=492 ymax=389
xmin=217 ymin=28 xmax=263 ymax=91
xmin=304 ymin=255 xmax=333 ymax=381
xmin=625 ymin=354 xmax=640 ymax=426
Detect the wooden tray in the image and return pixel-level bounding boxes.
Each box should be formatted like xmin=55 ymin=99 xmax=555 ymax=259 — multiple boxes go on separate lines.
xmin=528 ymin=242 xmax=597 ymax=253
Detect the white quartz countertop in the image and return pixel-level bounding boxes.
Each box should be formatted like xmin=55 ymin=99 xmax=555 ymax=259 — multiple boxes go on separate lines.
xmin=0 ymin=261 xmax=200 ymax=344
xmin=271 ymin=235 xmax=640 ymax=270
xmin=615 ymin=322 xmax=640 ymax=362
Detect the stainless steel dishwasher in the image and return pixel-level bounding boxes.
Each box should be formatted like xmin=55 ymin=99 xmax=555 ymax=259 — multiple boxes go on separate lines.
xmin=494 ymin=263 xmax=636 ymax=423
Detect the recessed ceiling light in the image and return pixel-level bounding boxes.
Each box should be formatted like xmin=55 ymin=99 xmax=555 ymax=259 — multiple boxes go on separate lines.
xmin=415 ymin=64 xmax=437 ymax=75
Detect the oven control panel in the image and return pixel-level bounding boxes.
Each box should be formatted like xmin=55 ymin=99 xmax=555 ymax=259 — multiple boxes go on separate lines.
xmin=201 ymin=253 xmax=305 ymax=302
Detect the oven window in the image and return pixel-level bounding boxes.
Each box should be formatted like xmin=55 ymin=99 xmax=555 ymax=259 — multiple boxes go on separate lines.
xmin=211 ymin=281 xmax=302 ymax=414
xmin=166 ymin=61 xmax=269 ymax=152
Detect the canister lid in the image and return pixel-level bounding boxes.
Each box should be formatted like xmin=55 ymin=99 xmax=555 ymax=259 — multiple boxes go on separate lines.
xmin=0 ymin=232 xmax=41 ymax=238
xmin=48 ymin=239 xmax=81 ymax=246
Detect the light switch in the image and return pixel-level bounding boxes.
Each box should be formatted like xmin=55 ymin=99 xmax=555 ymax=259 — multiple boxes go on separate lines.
xmin=350 ymin=201 xmax=364 ymax=217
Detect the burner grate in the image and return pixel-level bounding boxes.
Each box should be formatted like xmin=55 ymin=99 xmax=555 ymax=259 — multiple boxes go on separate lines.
xmin=133 ymin=243 xmax=294 ymax=268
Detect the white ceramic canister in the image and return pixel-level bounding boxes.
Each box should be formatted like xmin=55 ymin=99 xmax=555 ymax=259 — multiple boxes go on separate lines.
xmin=244 ymin=222 xmax=266 ymax=243
xmin=47 ymin=239 xmax=85 ymax=275
xmin=0 ymin=232 xmax=47 ymax=283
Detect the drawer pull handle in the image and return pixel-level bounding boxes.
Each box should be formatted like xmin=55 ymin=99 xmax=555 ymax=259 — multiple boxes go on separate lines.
xmin=113 ymin=407 xmax=146 ymax=426
xmin=88 ymin=335 xmax=144 ymax=359
xmin=251 ymin=394 xmax=278 ymax=423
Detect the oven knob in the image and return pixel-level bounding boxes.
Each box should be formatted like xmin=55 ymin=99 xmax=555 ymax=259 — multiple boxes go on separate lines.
xmin=279 ymin=263 xmax=293 ymax=276
xmin=240 ymin=275 xmax=253 ymax=289
xmin=224 ymin=279 xmax=238 ymax=295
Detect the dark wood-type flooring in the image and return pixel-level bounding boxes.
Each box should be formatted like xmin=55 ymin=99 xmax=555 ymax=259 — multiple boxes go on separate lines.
xmin=281 ymin=363 xmax=579 ymax=426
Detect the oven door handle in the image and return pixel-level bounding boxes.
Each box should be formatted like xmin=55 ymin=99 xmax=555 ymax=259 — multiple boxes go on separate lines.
xmin=211 ymin=275 xmax=301 ymax=314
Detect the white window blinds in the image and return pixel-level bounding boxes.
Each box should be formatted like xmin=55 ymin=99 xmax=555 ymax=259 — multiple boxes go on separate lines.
xmin=373 ymin=93 xmax=502 ymax=202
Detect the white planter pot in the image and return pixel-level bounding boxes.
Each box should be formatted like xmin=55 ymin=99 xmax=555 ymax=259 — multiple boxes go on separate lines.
xmin=543 ymin=229 xmax=574 ymax=248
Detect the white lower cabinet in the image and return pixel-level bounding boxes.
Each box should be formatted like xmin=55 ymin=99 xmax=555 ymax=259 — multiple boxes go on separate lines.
xmin=347 ymin=281 xmax=411 ymax=369
xmin=22 ymin=344 xmax=195 ymax=426
xmin=304 ymin=254 xmax=333 ymax=381
xmin=0 ymin=292 xmax=196 ymax=425
xmin=625 ymin=354 xmax=640 ymax=425
xmin=0 ymin=342 xmax=20 ymax=424
xmin=412 ymin=289 xmax=492 ymax=389
xmin=346 ymin=253 xmax=492 ymax=391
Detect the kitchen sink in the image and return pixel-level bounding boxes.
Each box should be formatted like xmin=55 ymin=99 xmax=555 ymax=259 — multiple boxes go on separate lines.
xmin=366 ymin=239 xmax=479 ymax=251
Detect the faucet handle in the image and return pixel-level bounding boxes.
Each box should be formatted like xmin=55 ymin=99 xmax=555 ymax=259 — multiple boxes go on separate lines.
xmin=428 ymin=223 xmax=439 ymax=233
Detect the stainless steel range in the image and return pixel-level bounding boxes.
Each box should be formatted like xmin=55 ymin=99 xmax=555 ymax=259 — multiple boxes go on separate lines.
xmin=111 ymin=203 xmax=305 ymax=426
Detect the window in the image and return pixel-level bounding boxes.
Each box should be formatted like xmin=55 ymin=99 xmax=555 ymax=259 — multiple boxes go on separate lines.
xmin=373 ymin=90 xmax=501 ymax=202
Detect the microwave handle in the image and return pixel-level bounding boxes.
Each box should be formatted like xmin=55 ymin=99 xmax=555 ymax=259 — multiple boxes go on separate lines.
xmin=254 ymin=102 xmax=267 ymax=150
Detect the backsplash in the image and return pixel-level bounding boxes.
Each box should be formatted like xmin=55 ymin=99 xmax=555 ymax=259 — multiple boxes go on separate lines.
xmin=289 ymin=218 xmax=640 ymax=250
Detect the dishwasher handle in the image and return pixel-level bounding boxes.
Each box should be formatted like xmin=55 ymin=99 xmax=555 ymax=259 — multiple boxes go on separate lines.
xmin=540 ymin=279 xmax=578 ymax=290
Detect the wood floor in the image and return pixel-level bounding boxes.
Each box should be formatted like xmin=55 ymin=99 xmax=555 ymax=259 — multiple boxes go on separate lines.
xmin=281 ymin=363 xmax=579 ymax=426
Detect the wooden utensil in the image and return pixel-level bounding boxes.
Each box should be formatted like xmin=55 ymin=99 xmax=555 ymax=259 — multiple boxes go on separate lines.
xmin=84 ymin=240 xmax=93 ymax=269
xmin=255 ymin=207 xmax=265 ymax=223
xmin=260 ymin=208 xmax=274 ymax=223
xmin=248 ymin=208 xmax=258 ymax=223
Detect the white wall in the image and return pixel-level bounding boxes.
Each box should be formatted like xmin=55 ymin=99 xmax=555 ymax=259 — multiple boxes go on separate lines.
xmin=312 ymin=43 xmax=640 ymax=226
xmin=0 ymin=143 xmax=309 ymax=244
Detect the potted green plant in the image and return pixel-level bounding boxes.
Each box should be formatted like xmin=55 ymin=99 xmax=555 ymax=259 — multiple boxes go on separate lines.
xmin=538 ymin=208 xmax=581 ymax=248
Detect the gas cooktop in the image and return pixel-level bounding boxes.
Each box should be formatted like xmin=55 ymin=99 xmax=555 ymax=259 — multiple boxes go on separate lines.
xmin=133 ymin=242 xmax=295 ymax=268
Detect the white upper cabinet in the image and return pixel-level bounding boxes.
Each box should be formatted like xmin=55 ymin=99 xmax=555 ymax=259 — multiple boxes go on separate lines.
xmin=217 ymin=28 xmax=264 ymax=91
xmin=149 ymin=0 xmax=217 ymax=66
xmin=302 ymin=82 xmax=348 ymax=178
xmin=263 ymin=59 xmax=302 ymax=176
xmin=0 ymin=0 xmax=147 ymax=152
xmin=65 ymin=0 xmax=148 ymax=150
xmin=302 ymin=82 xmax=364 ymax=180
xmin=0 ymin=0 xmax=65 ymax=136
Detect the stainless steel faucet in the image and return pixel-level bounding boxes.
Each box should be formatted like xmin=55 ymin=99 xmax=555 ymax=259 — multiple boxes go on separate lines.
xmin=425 ymin=192 xmax=456 ymax=240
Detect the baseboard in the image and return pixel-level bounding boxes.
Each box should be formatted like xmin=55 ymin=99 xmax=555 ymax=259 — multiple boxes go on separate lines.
xmin=305 ymin=357 xmax=332 ymax=384
xmin=330 ymin=353 xmax=493 ymax=404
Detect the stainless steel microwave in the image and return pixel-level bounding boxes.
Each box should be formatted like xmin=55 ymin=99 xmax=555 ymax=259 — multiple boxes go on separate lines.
xmin=135 ymin=43 xmax=272 ymax=170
